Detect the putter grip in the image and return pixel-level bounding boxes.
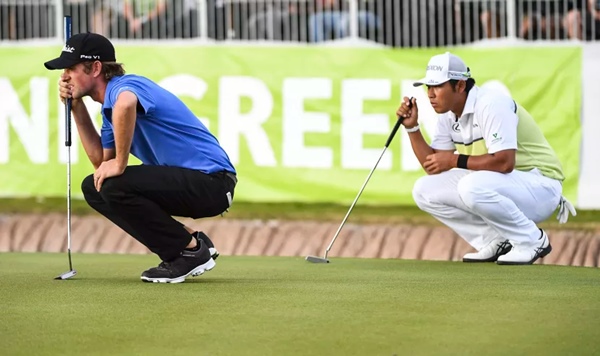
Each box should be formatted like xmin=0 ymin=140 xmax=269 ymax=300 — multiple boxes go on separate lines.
xmin=65 ymin=99 xmax=71 ymax=147
xmin=384 ymin=98 xmax=413 ymax=148
xmin=64 ymin=16 xmax=72 ymax=147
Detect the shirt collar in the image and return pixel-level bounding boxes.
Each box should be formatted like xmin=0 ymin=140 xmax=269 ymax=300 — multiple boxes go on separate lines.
xmin=461 ymin=85 xmax=478 ymax=117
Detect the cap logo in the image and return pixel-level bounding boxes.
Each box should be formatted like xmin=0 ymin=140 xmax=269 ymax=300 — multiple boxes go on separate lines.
xmin=80 ymin=54 xmax=101 ymax=59
xmin=427 ymin=65 xmax=444 ymax=71
xmin=62 ymin=45 xmax=75 ymax=53
xmin=448 ymin=70 xmax=471 ymax=80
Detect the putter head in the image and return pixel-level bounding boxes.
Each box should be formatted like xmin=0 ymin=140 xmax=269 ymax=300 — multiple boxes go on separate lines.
xmin=55 ymin=270 xmax=77 ymax=280
xmin=305 ymin=255 xmax=330 ymax=264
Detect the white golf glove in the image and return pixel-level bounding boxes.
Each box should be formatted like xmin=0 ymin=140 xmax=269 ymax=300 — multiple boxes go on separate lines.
xmin=556 ymin=196 xmax=577 ymax=224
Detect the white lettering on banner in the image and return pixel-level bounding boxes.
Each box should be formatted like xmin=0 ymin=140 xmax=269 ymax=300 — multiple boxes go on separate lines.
xmin=0 ymin=78 xmax=49 ymax=164
xmin=158 ymin=74 xmax=210 ymax=128
xmin=578 ymin=45 xmax=600 ymax=209
xmin=218 ymin=76 xmax=276 ymax=166
xmin=58 ymin=97 xmax=102 ymax=164
xmin=341 ymin=79 xmax=392 ymax=169
xmin=480 ymin=80 xmax=511 ymax=96
xmin=400 ymin=80 xmax=439 ymax=171
xmin=0 ymin=75 xmax=517 ymax=175
xmin=282 ymin=78 xmax=332 ymax=168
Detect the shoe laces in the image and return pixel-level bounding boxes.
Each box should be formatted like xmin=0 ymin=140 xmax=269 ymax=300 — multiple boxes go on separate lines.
xmin=495 ymin=240 xmax=511 ymax=254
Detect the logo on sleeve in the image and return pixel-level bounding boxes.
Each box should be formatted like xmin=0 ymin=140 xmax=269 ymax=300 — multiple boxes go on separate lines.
xmin=491 ymin=133 xmax=502 ymax=143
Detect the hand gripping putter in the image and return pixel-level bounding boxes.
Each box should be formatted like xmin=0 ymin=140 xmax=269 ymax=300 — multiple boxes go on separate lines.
xmin=55 ymin=16 xmax=77 ymax=280
xmin=305 ymin=105 xmax=410 ymax=264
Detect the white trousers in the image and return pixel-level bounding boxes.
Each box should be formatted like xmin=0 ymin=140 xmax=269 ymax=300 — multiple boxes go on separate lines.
xmin=412 ymin=168 xmax=562 ymax=250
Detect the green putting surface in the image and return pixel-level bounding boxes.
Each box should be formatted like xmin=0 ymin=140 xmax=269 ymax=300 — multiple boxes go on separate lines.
xmin=1 ymin=253 xmax=599 ymax=356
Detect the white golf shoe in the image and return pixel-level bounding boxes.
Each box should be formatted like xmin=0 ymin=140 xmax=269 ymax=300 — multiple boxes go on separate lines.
xmin=497 ymin=229 xmax=552 ymax=265
xmin=463 ymin=239 xmax=512 ymax=263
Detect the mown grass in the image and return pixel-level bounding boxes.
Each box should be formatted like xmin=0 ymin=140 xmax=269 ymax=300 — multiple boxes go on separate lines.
xmin=1 ymin=253 xmax=599 ymax=356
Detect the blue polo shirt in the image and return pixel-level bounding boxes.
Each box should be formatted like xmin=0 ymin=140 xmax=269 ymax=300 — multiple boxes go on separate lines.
xmin=101 ymin=74 xmax=235 ymax=175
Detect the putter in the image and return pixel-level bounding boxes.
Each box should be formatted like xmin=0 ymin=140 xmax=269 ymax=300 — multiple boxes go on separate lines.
xmin=306 ymin=103 xmax=411 ymax=264
xmin=55 ymin=15 xmax=77 ymax=280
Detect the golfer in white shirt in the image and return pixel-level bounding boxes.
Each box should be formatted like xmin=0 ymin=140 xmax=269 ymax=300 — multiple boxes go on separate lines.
xmin=396 ymin=52 xmax=576 ymax=265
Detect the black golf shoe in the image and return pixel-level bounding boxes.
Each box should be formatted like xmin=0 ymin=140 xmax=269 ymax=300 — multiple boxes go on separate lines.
xmin=193 ymin=231 xmax=219 ymax=260
xmin=141 ymin=240 xmax=215 ymax=283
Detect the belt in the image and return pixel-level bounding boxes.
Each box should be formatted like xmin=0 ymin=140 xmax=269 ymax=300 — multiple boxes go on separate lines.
xmin=224 ymin=171 xmax=237 ymax=185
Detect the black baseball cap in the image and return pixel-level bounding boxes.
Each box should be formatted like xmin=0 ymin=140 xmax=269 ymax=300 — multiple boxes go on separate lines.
xmin=44 ymin=32 xmax=116 ymax=70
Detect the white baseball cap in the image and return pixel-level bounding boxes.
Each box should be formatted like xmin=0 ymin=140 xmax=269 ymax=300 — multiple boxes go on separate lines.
xmin=413 ymin=52 xmax=471 ymax=87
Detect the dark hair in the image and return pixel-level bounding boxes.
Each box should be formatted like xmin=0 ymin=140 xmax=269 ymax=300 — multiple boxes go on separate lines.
xmin=449 ymin=78 xmax=476 ymax=93
xmin=82 ymin=61 xmax=125 ymax=81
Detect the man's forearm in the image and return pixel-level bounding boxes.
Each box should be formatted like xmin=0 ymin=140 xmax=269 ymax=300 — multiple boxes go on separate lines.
xmin=112 ymin=103 xmax=136 ymax=169
xmin=71 ymin=100 xmax=103 ymax=168
xmin=460 ymin=153 xmax=514 ymax=173
xmin=408 ymin=130 xmax=435 ymax=166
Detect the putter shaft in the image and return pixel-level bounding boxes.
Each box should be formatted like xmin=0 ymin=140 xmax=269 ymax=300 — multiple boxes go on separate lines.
xmin=306 ymin=114 xmax=406 ymax=264
xmin=322 ymin=145 xmax=389 ymax=260
xmin=56 ymin=15 xmax=76 ymax=280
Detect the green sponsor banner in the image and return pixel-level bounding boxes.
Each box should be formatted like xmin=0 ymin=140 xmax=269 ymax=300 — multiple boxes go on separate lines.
xmin=0 ymin=46 xmax=581 ymax=205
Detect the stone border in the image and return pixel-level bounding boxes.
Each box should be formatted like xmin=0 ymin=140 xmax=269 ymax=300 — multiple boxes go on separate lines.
xmin=1 ymin=214 xmax=599 ymax=267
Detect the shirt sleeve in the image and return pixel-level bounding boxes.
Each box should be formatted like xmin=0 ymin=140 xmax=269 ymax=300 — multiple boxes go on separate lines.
xmin=430 ymin=116 xmax=456 ymax=151
xmin=107 ymin=77 xmax=156 ymax=115
xmin=479 ymin=96 xmax=518 ymax=154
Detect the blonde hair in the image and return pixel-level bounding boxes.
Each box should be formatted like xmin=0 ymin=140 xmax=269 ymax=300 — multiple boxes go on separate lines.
xmin=82 ymin=61 xmax=125 ymax=81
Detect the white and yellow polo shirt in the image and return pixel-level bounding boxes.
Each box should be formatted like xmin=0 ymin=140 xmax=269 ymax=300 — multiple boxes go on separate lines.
xmin=430 ymin=86 xmax=564 ymax=181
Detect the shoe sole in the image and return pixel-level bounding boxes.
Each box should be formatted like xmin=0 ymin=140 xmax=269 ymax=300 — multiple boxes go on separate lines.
xmin=463 ymin=257 xmax=499 ymax=263
xmin=140 ymin=258 xmax=216 ymax=283
xmin=496 ymin=243 xmax=552 ymax=266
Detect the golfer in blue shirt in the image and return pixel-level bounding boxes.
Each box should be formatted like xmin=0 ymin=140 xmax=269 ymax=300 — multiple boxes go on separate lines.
xmin=45 ymin=33 xmax=237 ymax=283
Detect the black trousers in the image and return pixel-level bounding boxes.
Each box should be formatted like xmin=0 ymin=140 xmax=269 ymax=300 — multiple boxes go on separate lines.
xmin=81 ymin=165 xmax=236 ymax=261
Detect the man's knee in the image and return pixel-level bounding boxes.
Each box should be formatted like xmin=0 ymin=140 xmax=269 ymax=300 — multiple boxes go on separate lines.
xmin=81 ymin=174 xmax=96 ymax=200
xmin=457 ymin=173 xmax=493 ymax=210
xmin=97 ymin=176 xmax=128 ymax=202
xmin=412 ymin=175 xmax=434 ymax=210
xmin=82 ymin=174 xmax=128 ymax=203
xmin=81 ymin=173 xmax=111 ymax=209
